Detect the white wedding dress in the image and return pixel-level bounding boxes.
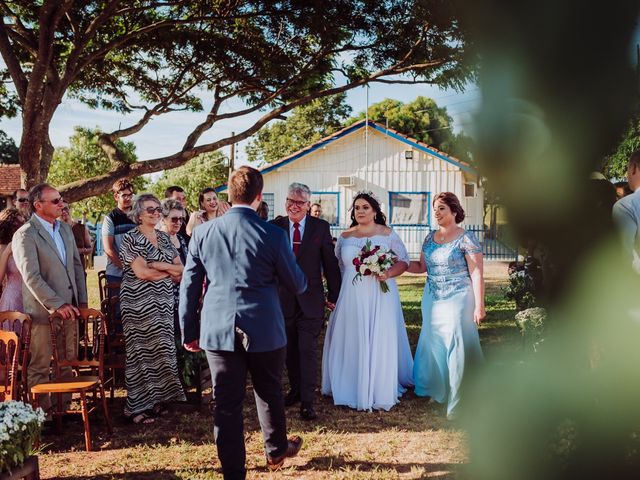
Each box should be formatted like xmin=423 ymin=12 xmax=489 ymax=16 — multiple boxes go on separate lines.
xmin=321 ymin=231 xmax=414 ymax=411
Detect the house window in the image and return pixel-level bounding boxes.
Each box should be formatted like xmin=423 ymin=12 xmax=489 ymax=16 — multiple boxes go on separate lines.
xmin=310 ymin=192 xmax=339 ymax=225
xmin=389 ymin=192 xmax=430 ymax=226
xmin=262 ymin=193 xmax=275 ymax=220
xmin=464 ymin=183 xmax=476 ymax=197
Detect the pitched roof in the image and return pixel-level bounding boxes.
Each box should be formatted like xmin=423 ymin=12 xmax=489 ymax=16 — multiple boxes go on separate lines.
xmin=0 ymin=165 xmax=21 ymax=196
xmin=216 ymin=119 xmax=475 ymax=192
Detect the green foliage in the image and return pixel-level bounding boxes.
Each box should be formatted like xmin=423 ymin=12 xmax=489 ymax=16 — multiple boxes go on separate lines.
xmin=348 ymin=96 xmax=474 ymax=164
xmin=0 ymin=401 xmax=45 ymax=473
xmin=503 ymin=273 xmax=538 ymax=311
xmin=151 ymin=152 xmax=228 ymax=211
xmin=514 ymin=307 xmax=546 ymax=352
xmin=246 ymin=93 xmax=352 ymax=164
xmin=47 ymin=127 xmax=146 ymax=220
xmin=604 ymin=110 xmax=640 ymax=179
xmin=0 ymin=130 xmax=18 ymax=164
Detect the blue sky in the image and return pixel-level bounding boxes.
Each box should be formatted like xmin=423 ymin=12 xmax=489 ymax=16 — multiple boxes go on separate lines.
xmin=0 ymin=81 xmax=480 ymax=168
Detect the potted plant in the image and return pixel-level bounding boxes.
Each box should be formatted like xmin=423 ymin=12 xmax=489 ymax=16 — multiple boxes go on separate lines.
xmin=0 ymin=401 xmax=45 ymax=480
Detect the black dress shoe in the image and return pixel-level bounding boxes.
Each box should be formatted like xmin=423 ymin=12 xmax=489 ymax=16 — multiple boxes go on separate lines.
xmin=284 ymin=390 xmax=300 ymax=407
xmin=300 ymin=402 xmax=317 ymax=420
xmin=266 ymin=435 xmax=303 ymax=471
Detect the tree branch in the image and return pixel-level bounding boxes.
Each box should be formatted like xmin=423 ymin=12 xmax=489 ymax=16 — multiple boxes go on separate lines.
xmin=0 ymin=20 xmax=27 ymax=101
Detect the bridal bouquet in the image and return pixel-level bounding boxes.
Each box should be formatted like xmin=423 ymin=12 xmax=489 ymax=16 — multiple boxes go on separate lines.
xmin=352 ymin=239 xmax=396 ymax=293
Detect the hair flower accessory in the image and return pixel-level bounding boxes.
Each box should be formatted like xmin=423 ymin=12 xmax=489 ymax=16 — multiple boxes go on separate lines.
xmin=354 ymin=190 xmax=380 ymax=203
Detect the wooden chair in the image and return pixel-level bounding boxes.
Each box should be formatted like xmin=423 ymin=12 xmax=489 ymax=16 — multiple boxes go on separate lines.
xmin=98 ymin=270 xmax=107 ymax=304
xmin=100 ymin=296 xmax=126 ymax=401
xmin=0 ymin=311 xmax=32 ymax=403
xmin=30 ymin=308 xmax=112 ymax=451
xmin=0 ymin=330 xmax=20 ymax=401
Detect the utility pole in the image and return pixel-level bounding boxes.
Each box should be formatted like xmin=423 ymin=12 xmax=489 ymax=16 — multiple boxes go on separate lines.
xmin=229 ymin=131 xmax=235 ymax=180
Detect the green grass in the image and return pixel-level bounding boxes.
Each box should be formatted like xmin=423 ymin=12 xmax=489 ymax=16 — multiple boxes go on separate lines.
xmin=38 ymin=266 xmax=519 ymax=479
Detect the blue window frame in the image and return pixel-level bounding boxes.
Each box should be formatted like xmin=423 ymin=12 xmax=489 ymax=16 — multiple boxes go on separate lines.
xmin=262 ymin=193 xmax=275 ymax=221
xmin=388 ymin=191 xmax=431 ymax=226
xmin=310 ymin=191 xmax=340 ymax=225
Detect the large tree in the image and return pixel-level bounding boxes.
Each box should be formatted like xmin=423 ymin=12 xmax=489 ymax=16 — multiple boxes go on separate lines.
xmin=0 ymin=0 xmax=472 ymax=201
xmin=47 ymin=127 xmax=146 ymax=219
xmin=349 ymin=96 xmax=474 ymax=163
xmin=246 ymin=93 xmax=352 ymax=165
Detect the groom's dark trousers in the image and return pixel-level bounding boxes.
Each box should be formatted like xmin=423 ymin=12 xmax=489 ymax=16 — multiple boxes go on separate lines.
xmin=205 ymin=340 xmax=286 ymax=480
xmin=180 ymin=206 xmax=307 ymax=479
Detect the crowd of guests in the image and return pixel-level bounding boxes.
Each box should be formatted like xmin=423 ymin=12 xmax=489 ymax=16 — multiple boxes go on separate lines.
xmin=1 ymin=172 xmax=487 ymax=479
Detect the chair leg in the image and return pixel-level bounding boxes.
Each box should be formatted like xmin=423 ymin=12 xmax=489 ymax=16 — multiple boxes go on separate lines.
xmin=99 ymin=382 xmax=113 ymax=434
xmin=80 ymin=391 xmax=92 ymax=452
xmin=55 ymin=393 xmax=62 ymax=435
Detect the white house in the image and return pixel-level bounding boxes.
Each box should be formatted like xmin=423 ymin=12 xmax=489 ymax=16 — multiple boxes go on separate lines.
xmin=218 ymin=120 xmax=485 ymax=257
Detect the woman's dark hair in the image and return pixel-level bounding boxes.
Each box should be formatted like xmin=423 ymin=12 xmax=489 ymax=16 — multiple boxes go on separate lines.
xmin=349 ymin=192 xmax=387 ymax=227
xmin=198 ymin=187 xmax=217 ymax=208
xmin=433 ymin=192 xmax=465 ymax=224
xmin=0 ymin=208 xmax=26 ymax=244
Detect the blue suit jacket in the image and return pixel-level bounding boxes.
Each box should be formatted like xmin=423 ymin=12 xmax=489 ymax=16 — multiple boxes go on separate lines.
xmin=179 ymin=206 xmax=307 ymax=352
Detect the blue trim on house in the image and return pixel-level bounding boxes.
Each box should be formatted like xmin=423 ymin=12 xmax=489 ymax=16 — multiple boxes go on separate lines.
xmin=388 ymin=191 xmax=431 ymax=227
xmin=216 ymin=122 xmax=366 ymax=193
xmin=215 ymin=120 xmax=476 ymax=193
xmin=369 ymin=123 xmax=476 ymax=174
xmin=311 ymin=191 xmax=340 ymax=226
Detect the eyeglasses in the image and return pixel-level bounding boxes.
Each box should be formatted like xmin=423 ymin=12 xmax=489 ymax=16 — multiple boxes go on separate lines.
xmin=145 ymin=207 xmax=163 ymax=214
xmin=40 ymin=197 xmax=63 ymax=205
xmin=168 ymin=216 xmax=184 ymax=224
xmin=61 ymin=208 xmax=70 ymax=213
xmin=118 ymin=193 xmax=134 ymax=199
xmin=286 ymin=198 xmax=309 ymax=208
xmin=16 ymin=198 xmax=28 ymax=203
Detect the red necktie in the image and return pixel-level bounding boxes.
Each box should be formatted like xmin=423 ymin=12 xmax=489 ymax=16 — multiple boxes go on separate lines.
xmin=293 ymin=222 xmax=301 ymax=256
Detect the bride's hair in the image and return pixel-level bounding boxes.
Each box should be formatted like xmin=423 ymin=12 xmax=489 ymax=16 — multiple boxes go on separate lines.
xmin=349 ymin=192 xmax=387 ymax=227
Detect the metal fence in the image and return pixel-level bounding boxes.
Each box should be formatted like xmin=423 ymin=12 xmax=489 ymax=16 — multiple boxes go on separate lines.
xmin=329 ymin=224 xmax=518 ymax=261
xmin=89 ymin=222 xmax=518 ymax=261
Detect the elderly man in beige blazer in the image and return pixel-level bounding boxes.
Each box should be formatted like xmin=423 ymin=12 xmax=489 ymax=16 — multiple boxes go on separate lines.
xmin=12 ymin=183 xmax=88 ymax=411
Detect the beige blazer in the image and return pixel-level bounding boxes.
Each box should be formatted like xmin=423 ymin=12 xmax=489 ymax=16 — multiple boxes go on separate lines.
xmin=12 ymin=215 xmax=88 ymax=325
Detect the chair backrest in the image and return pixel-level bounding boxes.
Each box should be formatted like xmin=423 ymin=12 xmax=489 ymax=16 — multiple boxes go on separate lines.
xmin=0 ymin=330 xmax=20 ymax=401
xmin=100 ymin=297 xmax=123 ymax=337
xmin=0 ymin=311 xmax=32 ymax=374
xmin=49 ymin=308 xmax=107 ymax=380
xmin=98 ymin=270 xmax=107 ymax=303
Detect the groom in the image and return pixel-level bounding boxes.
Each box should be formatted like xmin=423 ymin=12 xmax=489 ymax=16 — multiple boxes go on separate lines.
xmin=180 ymin=167 xmax=308 ymax=479
xmin=272 ymin=182 xmax=341 ymax=420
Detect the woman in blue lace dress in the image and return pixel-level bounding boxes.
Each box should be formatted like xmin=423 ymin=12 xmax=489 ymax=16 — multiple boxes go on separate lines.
xmin=407 ymin=192 xmax=485 ymax=418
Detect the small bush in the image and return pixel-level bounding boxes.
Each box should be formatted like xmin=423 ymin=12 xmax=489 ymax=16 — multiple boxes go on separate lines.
xmin=0 ymin=401 xmax=45 ymax=473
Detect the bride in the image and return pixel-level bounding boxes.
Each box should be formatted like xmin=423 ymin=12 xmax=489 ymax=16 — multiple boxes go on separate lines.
xmin=321 ymin=191 xmax=414 ymax=411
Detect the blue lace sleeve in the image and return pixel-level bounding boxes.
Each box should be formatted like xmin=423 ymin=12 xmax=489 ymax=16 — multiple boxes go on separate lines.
xmin=460 ymin=231 xmax=482 ymax=256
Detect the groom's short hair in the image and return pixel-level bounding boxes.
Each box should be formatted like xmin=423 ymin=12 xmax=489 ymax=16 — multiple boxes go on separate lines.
xmin=229 ymin=166 xmax=263 ymax=204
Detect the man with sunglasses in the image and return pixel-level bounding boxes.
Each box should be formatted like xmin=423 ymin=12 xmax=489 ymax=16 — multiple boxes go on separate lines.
xmin=12 ymin=188 xmax=30 ymax=217
xmin=12 ymin=183 xmax=88 ymax=412
xmin=271 ymin=183 xmax=341 ymax=421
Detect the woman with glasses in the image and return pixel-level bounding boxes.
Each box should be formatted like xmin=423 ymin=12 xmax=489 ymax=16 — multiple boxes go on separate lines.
xmin=0 ymin=208 xmax=27 ymax=314
xmin=119 ymin=194 xmax=186 ymax=424
xmin=185 ymin=187 xmax=230 ymax=236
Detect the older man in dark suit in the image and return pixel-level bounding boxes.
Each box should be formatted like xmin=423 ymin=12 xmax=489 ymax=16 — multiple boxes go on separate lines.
xmin=272 ymin=183 xmax=341 ymax=420
xmin=12 ymin=183 xmax=88 ymax=411
xmin=180 ymin=167 xmax=307 ymax=480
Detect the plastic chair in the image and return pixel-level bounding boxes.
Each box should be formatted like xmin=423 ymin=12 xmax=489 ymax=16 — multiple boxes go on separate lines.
xmin=30 ymin=308 xmax=112 ymax=451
